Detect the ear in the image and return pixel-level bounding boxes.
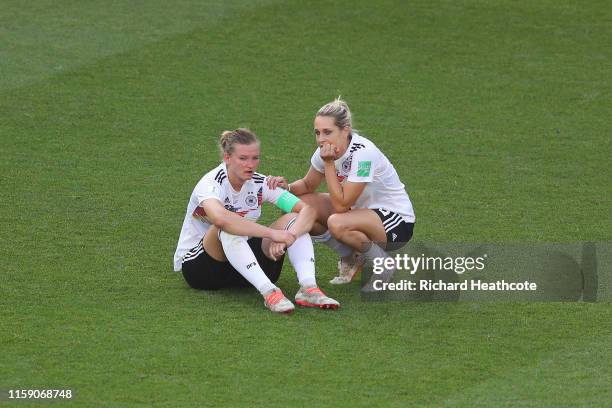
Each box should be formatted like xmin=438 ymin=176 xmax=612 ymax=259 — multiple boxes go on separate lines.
xmin=342 ymin=126 xmax=352 ymax=138
xmin=223 ymin=153 xmax=230 ymax=163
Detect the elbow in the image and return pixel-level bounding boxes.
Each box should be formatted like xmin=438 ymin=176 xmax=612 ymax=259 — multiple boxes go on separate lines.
xmin=211 ymin=214 xmax=228 ymax=230
xmin=301 ymin=179 xmax=315 ymax=194
xmin=332 ymin=202 xmax=351 ymax=214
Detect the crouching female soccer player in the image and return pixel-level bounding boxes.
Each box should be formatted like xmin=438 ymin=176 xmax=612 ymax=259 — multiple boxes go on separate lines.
xmin=268 ymin=99 xmax=415 ymax=284
xmin=173 ymin=128 xmax=339 ymax=313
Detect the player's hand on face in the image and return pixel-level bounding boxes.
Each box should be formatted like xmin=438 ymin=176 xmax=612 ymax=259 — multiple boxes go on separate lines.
xmin=320 ymin=143 xmax=338 ymax=162
xmin=266 ymin=175 xmax=288 ymax=190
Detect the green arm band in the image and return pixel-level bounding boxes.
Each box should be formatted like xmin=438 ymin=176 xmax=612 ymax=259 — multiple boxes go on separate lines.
xmin=275 ymin=190 xmax=301 ymax=213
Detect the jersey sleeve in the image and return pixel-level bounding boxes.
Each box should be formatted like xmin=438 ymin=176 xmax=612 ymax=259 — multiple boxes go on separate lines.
xmin=347 ymin=147 xmax=377 ymax=183
xmin=262 ymin=177 xmax=284 ymax=204
xmin=194 ymin=175 xmax=223 ymax=204
xmin=262 ymin=177 xmax=300 ymax=213
xmin=310 ymin=149 xmax=325 ymax=173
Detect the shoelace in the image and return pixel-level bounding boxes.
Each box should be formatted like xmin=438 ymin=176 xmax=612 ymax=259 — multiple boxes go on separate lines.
xmin=305 ymin=287 xmax=324 ymax=295
xmin=266 ymin=290 xmax=285 ymax=305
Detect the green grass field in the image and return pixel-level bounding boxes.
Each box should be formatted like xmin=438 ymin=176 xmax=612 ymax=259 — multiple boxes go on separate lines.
xmin=1 ymin=0 xmax=610 ymax=406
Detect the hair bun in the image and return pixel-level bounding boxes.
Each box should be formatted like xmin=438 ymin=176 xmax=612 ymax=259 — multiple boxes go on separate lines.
xmin=218 ymin=128 xmax=259 ymax=157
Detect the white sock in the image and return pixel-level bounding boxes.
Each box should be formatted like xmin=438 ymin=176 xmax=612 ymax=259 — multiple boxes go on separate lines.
xmin=311 ymin=230 xmax=353 ymax=258
xmin=362 ymin=242 xmax=388 ymax=262
xmin=287 ymin=234 xmax=317 ymax=288
xmin=362 ymin=242 xmax=395 ymax=292
xmin=219 ymin=231 xmax=276 ymax=295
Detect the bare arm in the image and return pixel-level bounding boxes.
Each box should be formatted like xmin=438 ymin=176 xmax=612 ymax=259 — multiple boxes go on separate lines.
xmin=288 ymin=166 xmax=325 ymax=196
xmin=266 ymin=167 xmax=324 ymax=196
xmin=267 ymin=198 xmax=317 ymax=259
xmin=323 ymin=160 xmax=367 ymax=213
xmin=201 ymin=198 xmax=294 ymax=244
xmin=286 ymin=200 xmax=316 ymax=237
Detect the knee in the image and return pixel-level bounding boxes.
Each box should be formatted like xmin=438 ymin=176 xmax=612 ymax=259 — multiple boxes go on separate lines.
xmin=280 ymin=213 xmax=298 ymax=229
xmin=300 ymin=192 xmax=333 ymax=222
xmin=327 ymin=214 xmax=347 ymax=238
xmin=218 ymin=231 xmax=247 ymax=250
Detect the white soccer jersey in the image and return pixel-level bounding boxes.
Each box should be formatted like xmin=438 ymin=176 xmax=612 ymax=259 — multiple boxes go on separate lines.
xmin=173 ymin=163 xmax=285 ymax=271
xmin=311 ymin=133 xmax=415 ymax=222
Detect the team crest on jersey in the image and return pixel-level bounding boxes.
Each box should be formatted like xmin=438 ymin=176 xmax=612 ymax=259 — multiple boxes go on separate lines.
xmin=245 ymin=194 xmax=257 ymax=207
xmin=341 ymin=156 xmax=352 ymax=173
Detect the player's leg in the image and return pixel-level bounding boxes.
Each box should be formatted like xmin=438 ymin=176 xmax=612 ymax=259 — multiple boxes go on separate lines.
xmin=325 ymin=209 xmax=386 ymax=284
xmin=328 ymin=209 xmax=414 ymax=252
xmin=298 ymin=192 xmax=353 ymax=258
xmin=294 ymin=192 xmax=333 ymax=235
xmin=218 ymin=227 xmax=294 ymax=313
xmin=182 ymin=226 xmax=293 ymax=313
xmin=202 ymin=224 xmax=284 ymax=286
xmin=181 ymin=227 xmax=230 ymax=290
xmin=260 ymin=213 xmax=300 ymax=259
xmin=217 ymin=230 xmax=279 ymax=293
xmin=262 ymin=213 xmax=316 ymax=288
xmin=328 ymin=209 xmax=415 ymax=288
xmin=327 ymin=209 xmax=387 ymax=251
xmin=202 ymin=225 xmax=226 ymax=261
xmin=328 ymin=208 xmax=416 ymax=259
xmin=262 ymin=212 xmax=340 ymax=309
xmin=246 ymin=237 xmax=283 ymax=284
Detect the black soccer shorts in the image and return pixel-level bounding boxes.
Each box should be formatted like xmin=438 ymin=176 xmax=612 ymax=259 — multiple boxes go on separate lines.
xmin=181 ymin=237 xmax=284 ymax=290
xmin=373 ymin=208 xmax=415 ymax=251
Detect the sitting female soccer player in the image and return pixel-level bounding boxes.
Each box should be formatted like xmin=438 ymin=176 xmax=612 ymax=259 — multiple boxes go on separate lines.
xmin=173 ymin=128 xmax=339 ymax=313
xmin=267 ymin=98 xmax=415 ymax=284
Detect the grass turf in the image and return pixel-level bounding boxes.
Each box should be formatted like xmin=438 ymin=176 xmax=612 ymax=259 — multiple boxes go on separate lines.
xmin=1 ymin=0 xmax=610 ymax=406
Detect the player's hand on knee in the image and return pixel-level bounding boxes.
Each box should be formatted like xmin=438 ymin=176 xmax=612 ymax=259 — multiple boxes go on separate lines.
xmin=268 ymin=241 xmax=286 ymax=260
xmin=270 ymin=229 xmax=296 ymax=248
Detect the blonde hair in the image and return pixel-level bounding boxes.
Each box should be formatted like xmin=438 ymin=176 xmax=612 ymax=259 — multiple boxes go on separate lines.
xmin=218 ymin=128 xmax=259 ymax=156
xmin=316 ymin=97 xmax=353 ymax=129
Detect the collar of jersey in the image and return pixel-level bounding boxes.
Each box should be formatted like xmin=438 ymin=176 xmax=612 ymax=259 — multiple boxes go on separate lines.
xmin=221 ymin=161 xmax=255 ymax=194
xmin=335 ymin=132 xmax=358 ymax=164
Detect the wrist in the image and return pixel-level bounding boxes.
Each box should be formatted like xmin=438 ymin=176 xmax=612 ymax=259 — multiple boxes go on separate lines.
xmin=265 ymin=227 xmax=276 ymax=239
xmin=324 ymin=161 xmax=337 ymax=175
